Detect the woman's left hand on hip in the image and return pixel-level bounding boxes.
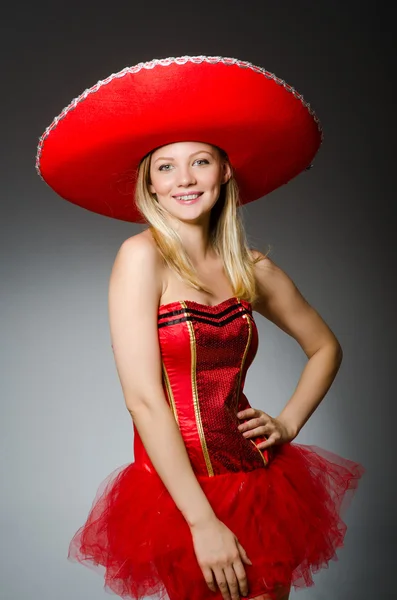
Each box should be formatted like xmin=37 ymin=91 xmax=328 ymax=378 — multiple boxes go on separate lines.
xmin=237 ymin=407 xmax=296 ymax=449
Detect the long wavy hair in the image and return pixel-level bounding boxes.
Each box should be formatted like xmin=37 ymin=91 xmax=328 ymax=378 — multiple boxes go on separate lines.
xmin=134 ymin=145 xmax=270 ymax=304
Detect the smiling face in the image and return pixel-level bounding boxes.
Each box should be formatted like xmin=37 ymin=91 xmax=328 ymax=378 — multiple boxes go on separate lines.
xmin=148 ymin=141 xmax=231 ymax=222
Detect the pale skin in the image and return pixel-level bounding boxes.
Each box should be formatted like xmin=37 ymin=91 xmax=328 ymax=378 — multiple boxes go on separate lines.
xmin=109 ymin=141 xmax=342 ymax=600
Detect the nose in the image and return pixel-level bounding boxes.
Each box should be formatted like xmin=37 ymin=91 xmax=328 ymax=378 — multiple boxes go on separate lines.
xmin=177 ymin=165 xmax=197 ymax=187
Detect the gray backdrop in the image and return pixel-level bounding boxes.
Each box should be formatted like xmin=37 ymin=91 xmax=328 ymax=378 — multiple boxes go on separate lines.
xmin=1 ymin=2 xmax=395 ymax=599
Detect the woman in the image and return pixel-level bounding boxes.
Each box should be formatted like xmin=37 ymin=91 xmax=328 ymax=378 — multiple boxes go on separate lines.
xmin=36 ymin=56 xmax=365 ymax=600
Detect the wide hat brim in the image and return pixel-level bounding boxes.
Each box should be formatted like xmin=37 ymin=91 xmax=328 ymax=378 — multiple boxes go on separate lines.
xmin=36 ymin=55 xmax=323 ymax=223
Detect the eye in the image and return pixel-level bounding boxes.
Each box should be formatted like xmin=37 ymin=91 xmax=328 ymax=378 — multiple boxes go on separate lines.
xmin=158 ymin=158 xmax=209 ymax=172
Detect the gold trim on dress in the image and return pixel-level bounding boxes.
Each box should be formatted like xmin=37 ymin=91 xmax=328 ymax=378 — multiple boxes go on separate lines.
xmin=250 ymin=439 xmax=269 ymax=467
xmin=162 ymin=362 xmax=180 ymax=428
xmin=237 ymin=306 xmax=269 ymax=468
xmin=235 ymin=305 xmax=252 ymax=413
xmin=181 ymin=301 xmax=214 ymax=477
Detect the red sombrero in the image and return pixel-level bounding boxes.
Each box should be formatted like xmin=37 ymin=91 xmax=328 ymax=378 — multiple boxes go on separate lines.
xmin=36 ymin=55 xmax=323 ymax=223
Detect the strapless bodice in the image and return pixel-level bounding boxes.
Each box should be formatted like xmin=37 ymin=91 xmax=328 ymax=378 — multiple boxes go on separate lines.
xmin=133 ymin=297 xmax=271 ymax=476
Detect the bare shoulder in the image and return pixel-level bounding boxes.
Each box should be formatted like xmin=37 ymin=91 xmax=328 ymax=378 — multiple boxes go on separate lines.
xmin=115 ymin=229 xmax=163 ymax=268
xmin=250 ymin=249 xmax=303 ymax=318
xmin=111 ymin=229 xmax=165 ymax=297
xmin=250 ymin=249 xmax=290 ymax=297
xmin=250 ymin=248 xmax=341 ymax=357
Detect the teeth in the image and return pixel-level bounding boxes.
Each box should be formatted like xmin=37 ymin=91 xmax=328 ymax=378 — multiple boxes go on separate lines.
xmin=177 ymin=194 xmax=201 ymax=200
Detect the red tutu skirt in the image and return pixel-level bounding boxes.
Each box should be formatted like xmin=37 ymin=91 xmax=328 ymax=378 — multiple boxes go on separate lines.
xmin=68 ymin=441 xmax=364 ymax=600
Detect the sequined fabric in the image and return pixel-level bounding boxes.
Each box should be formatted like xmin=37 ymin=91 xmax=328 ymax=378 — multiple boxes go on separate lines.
xmin=133 ymin=297 xmax=272 ymax=476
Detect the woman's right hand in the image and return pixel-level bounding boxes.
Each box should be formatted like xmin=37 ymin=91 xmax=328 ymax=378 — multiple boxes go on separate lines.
xmin=190 ymin=516 xmax=253 ymax=599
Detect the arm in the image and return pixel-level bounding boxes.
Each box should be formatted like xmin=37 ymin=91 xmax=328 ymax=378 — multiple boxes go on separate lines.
xmin=108 ymin=234 xmax=216 ymax=528
xmin=251 ymin=252 xmax=343 ymax=438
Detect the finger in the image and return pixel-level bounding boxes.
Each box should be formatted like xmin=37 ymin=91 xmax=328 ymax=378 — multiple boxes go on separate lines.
xmin=257 ymin=432 xmax=279 ymax=449
xmin=235 ymin=542 xmax=251 ymax=596
xmin=236 ymin=540 xmax=253 ymax=566
xmin=242 ymin=425 xmax=267 ymax=438
xmin=239 ymin=416 xmax=266 ymax=431
xmin=232 ymin=560 xmax=250 ymax=597
xmin=237 ymin=407 xmax=261 ymax=419
xmin=213 ymin=568 xmax=231 ymax=600
xmin=242 ymin=415 xmax=271 ymax=429
xmin=202 ymin=566 xmax=217 ymax=593
xmin=223 ymin=565 xmax=240 ymax=599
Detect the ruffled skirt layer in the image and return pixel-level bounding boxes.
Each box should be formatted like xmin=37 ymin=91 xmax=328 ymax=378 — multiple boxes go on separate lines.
xmin=68 ymin=441 xmax=365 ymax=600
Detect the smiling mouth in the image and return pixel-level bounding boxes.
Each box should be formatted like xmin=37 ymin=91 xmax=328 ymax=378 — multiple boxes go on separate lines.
xmin=174 ymin=193 xmax=203 ymax=201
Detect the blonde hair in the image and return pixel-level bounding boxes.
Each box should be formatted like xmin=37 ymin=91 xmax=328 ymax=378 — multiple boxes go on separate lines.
xmin=134 ymin=145 xmax=270 ymax=305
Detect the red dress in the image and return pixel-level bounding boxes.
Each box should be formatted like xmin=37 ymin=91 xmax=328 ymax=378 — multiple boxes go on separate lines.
xmin=68 ymin=297 xmax=365 ymax=600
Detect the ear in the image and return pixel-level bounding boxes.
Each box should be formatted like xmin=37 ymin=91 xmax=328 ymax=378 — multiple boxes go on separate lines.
xmin=222 ymin=161 xmax=232 ymax=185
xmin=148 ymin=183 xmax=156 ymax=194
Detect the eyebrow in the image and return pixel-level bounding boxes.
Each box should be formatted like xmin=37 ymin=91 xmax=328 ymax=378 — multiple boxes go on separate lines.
xmin=154 ymin=150 xmax=214 ymax=163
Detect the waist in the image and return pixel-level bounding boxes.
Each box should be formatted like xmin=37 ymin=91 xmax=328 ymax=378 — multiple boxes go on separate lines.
xmin=133 ymin=426 xmax=272 ymax=477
